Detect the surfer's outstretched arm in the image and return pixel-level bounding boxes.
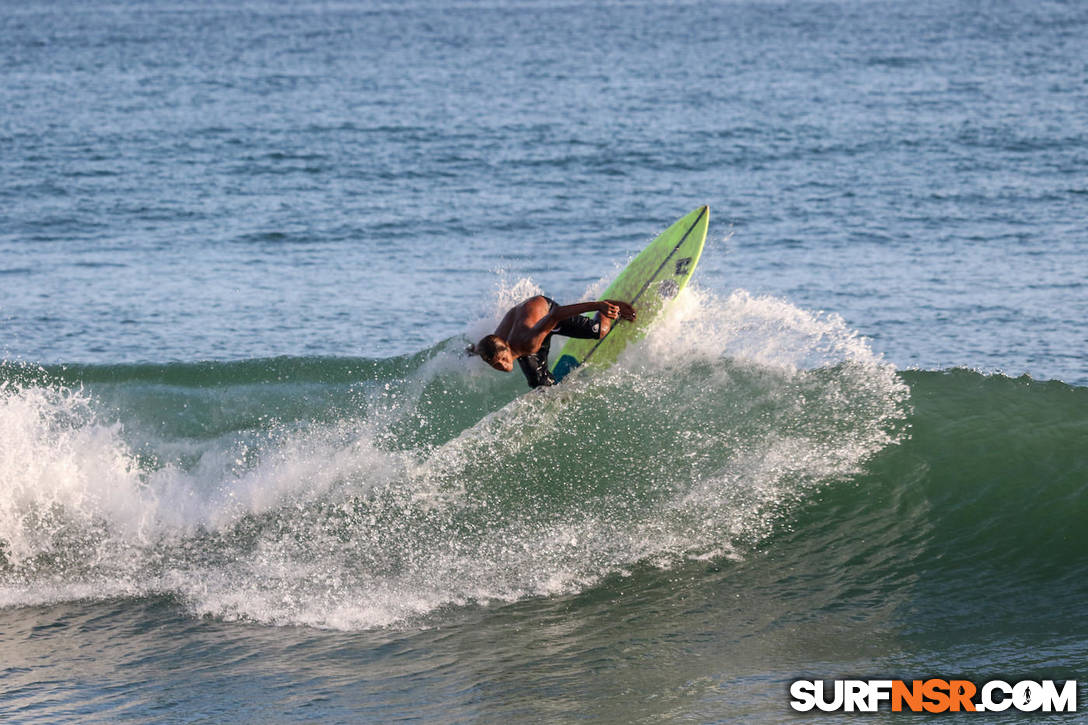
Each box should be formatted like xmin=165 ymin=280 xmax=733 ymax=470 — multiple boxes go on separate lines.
xmin=549 ymin=301 xmax=619 ymax=323
xmin=548 ymin=300 xmax=635 ymax=324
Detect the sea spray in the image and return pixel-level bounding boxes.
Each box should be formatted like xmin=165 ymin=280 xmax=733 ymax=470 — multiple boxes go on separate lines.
xmin=1 ymin=286 xmax=910 ymax=628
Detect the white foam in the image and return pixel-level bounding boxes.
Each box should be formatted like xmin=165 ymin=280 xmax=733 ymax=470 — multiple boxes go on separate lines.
xmin=0 ymin=380 xmax=157 ymax=563
xmin=633 ymin=286 xmax=892 ymax=375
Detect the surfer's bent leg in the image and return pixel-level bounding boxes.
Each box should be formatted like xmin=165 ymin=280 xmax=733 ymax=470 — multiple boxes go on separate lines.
xmin=545 ymin=296 xmax=613 ymax=339
xmin=555 ymin=312 xmax=608 ymax=340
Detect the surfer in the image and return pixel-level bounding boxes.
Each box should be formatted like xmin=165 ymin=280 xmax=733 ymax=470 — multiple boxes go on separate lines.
xmin=468 ymin=296 xmax=636 ymax=388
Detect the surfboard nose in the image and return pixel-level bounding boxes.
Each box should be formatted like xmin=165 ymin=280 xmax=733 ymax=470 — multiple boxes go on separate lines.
xmin=549 ymin=206 xmax=710 ymax=383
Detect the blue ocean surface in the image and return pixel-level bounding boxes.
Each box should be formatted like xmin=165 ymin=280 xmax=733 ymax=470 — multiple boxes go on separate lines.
xmin=1 ymin=0 xmax=1086 ymax=722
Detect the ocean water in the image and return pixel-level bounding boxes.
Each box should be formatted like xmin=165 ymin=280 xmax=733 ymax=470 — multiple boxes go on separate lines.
xmin=1 ymin=0 xmax=1086 ymax=722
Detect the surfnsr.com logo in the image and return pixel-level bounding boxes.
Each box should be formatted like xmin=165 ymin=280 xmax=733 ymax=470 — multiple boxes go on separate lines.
xmin=789 ymin=679 xmax=1077 ymax=713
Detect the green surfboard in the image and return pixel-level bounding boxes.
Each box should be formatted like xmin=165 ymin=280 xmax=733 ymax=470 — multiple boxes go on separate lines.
xmin=551 ymin=205 xmax=709 ymax=383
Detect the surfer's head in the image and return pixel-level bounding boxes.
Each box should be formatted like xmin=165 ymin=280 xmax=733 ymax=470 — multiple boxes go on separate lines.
xmin=468 ymin=335 xmax=514 ymax=372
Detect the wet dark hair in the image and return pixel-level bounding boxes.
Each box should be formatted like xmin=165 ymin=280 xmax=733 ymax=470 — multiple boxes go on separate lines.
xmin=472 ymin=334 xmax=506 ymax=362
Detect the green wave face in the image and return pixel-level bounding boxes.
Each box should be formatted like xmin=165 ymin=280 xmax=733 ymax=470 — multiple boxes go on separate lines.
xmin=552 ymin=206 xmax=708 ymax=380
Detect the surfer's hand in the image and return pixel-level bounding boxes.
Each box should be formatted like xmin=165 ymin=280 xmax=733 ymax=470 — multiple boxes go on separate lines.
xmin=598 ymin=301 xmax=620 ymax=319
xmin=611 ymin=300 xmax=636 ymax=321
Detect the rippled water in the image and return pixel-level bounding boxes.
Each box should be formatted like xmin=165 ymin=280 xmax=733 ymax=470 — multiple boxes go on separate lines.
xmin=3 ymin=0 xmax=1085 ymax=380
xmin=2 ymin=0 xmax=1086 ymax=722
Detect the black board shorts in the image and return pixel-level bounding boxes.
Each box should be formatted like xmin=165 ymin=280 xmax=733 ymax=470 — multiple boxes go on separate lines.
xmin=518 ymin=297 xmax=601 ymax=388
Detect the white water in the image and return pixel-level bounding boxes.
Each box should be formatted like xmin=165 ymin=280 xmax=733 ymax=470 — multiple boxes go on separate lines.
xmin=0 ymin=286 xmax=908 ymax=629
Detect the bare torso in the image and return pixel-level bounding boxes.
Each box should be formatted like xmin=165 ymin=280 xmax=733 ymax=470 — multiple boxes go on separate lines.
xmin=493 ymin=296 xmax=557 ymax=357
